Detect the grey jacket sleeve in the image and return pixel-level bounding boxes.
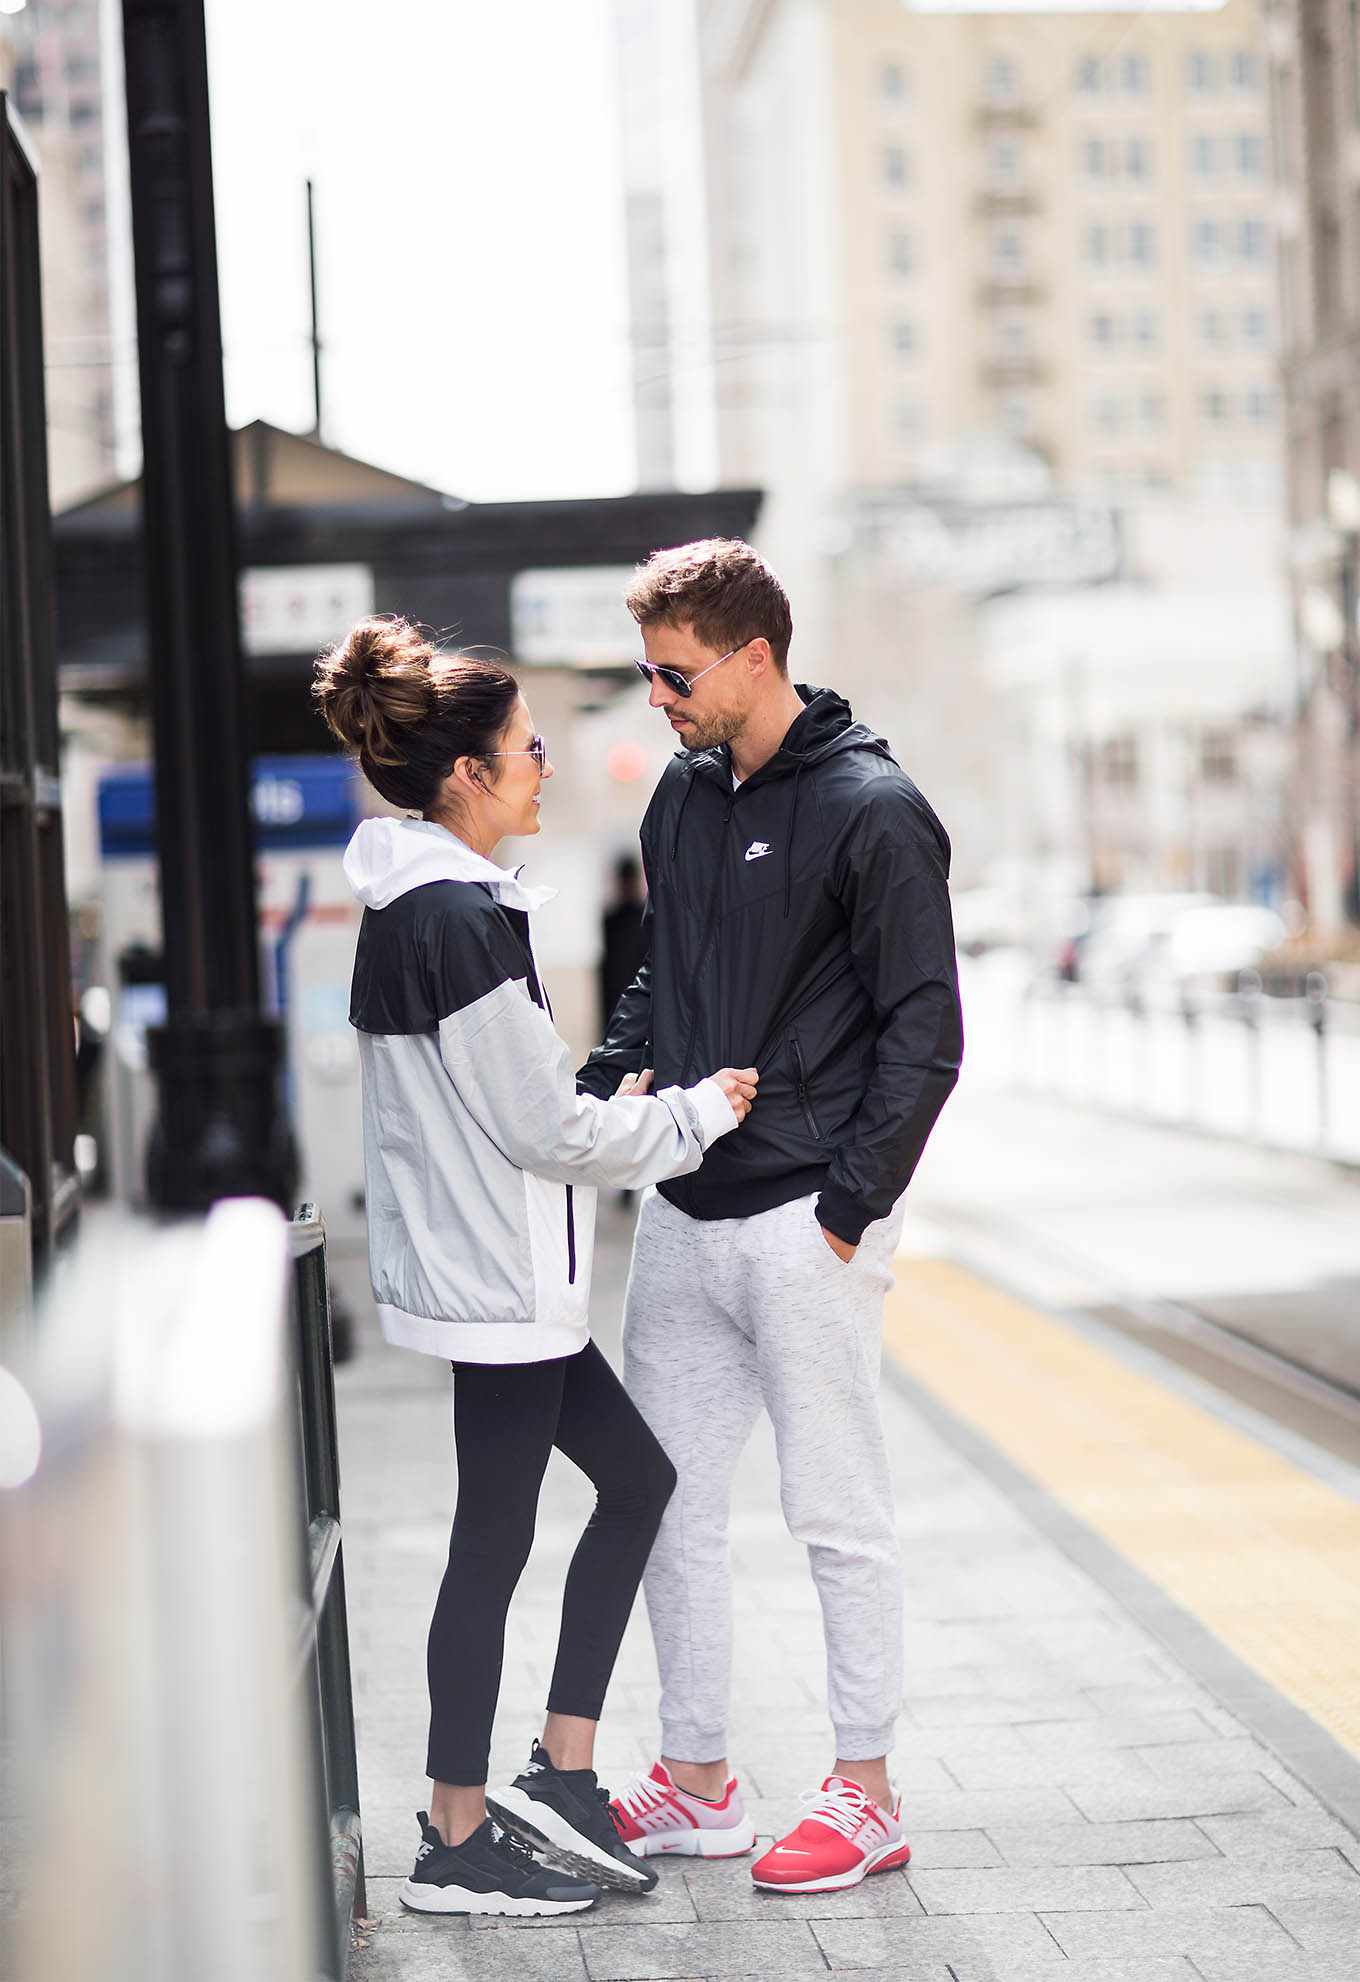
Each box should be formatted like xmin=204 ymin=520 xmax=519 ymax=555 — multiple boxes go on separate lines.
xmin=438 ymin=974 xmax=736 ymax=1191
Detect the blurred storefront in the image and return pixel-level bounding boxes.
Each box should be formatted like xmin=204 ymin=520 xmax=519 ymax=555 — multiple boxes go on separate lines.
xmin=55 ymin=421 xmax=760 ymax=1200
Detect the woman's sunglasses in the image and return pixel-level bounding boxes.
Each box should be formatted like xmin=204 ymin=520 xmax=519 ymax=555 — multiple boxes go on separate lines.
xmin=484 ymin=735 xmax=547 ymax=773
xmin=633 ymin=640 xmax=751 ymax=699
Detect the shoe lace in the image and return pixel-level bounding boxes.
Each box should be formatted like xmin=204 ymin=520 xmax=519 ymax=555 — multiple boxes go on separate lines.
xmin=613 ymin=1770 xmax=666 ymax=1823
xmin=595 ymin=1782 xmax=629 ymax=1842
xmin=490 ymin=1823 xmax=539 ymax=1871
xmin=798 ymin=1779 xmax=874 ymax=1841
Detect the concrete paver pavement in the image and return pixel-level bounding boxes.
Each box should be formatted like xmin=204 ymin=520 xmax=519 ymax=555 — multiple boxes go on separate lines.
xmin=333 ymin=1077 xmax=1360 ymax=1980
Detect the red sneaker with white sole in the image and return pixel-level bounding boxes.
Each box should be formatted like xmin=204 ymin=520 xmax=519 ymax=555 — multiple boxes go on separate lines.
xmin=750 ymin=1775 xmax=910 ymax=1892
xmin=609 ymin=1761 xmax=757 ymax=1858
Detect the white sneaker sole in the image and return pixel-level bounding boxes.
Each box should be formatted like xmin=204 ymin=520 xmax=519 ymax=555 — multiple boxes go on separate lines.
xmin=632 ymin=1815 xmax=758 ymax=1858
xmin=751 ymin=1836 xmax=912 ymax=1894
xmin=487 ymin=1785 xmax=655 ymax=1893
xmin=398 ymin=1876 xmax=595 ymax=1916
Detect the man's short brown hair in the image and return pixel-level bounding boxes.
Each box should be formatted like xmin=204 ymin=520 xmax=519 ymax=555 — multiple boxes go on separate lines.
xmin=625 ymin=539 xmax=793 ymax=672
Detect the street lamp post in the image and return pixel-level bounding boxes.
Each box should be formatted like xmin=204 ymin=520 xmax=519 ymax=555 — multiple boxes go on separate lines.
xmin=121 ymin=0 xmax=296 ymax=1210
xmin=1326 ymin=468 xmax=1360 ymax=926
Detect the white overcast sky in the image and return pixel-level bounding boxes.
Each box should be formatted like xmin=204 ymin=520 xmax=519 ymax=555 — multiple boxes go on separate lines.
xmin=202 ymin=0 xmax=636 ymax=503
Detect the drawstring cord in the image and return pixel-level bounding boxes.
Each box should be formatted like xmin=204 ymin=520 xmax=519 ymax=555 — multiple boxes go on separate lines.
xmin=783 ymin=761 xmax=804 ymax=918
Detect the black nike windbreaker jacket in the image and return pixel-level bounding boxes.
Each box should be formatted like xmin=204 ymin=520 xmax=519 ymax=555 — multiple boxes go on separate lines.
xmin=578 ymin=685 xmax=964 ymax=1245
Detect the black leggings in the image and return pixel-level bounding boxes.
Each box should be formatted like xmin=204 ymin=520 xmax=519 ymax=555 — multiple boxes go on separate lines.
xmin=426 ymin=1340 xmax=676 ymax=1786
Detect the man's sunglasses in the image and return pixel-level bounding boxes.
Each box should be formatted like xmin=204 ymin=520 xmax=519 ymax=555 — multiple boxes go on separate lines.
xmin=484 ymin=735 xmax=547 ymax=773
xmin=634 ymin=640 xmax=751 ymax=699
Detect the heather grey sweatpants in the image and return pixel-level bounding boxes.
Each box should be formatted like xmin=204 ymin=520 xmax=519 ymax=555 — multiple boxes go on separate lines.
xmin=621 ymin=1187 xmax=906 ymax=1764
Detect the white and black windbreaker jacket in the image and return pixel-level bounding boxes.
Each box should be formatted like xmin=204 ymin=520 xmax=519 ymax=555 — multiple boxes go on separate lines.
xmin=344 ymin=816 xmax=737 ymax=1364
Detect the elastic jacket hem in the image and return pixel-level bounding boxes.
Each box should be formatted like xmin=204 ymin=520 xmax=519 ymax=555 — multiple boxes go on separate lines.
xmin=376 ymin=1303 xmax=588 ymax=1364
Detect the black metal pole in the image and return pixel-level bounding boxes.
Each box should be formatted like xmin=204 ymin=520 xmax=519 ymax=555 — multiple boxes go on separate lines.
xmin=306 ymin=178 xmax=323 ymax=443
xmin=122 ymin=0 xmax=296 ymax=1211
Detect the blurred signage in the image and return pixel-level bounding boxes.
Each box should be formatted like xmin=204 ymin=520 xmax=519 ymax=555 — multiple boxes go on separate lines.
xmin=511 ymin=566 xmax=637 ymax=666
xmin=239 ymin=563 xmax=374 ymax=657
xmin=875 ymin=499 xmax=1120 ymax=595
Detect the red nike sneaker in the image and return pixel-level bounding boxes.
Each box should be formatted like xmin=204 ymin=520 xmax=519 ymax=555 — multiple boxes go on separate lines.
xmin=609 ymin=1760 xmax=757 ymax=1858
xmin=750 ymin=1774 xmax=910 ymax=1893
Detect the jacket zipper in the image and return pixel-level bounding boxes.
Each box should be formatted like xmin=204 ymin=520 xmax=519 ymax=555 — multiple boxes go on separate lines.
xmin=564 ymin=1185 xmax=577 ymax=1284
xmin=790 ymin=1031 xmax=823 ymax=1140
xmin=679 ymin=793 xmax=735 ymax=1081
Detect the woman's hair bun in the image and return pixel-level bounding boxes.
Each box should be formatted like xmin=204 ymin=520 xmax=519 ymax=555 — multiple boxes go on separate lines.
xmin=313 ymin=615 xmax=435 ymax=766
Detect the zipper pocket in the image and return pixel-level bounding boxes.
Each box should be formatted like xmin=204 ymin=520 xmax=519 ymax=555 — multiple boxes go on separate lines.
xmin=565 ymin=1185 xmax=577 ymax=1284
xmin=789 ymin=1032 xmax=823 ymax=1140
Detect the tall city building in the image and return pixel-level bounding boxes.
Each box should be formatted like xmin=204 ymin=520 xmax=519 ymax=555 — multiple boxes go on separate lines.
xmin=1262 ymin=0 xmax=1360 ymax=932
xmin=700 ymin=0 xmax=1278 ymax=505
xmin=679 ymin=0 xmax=1293 ymax=906
xmin=3 ymin=0 xmax=121 ymax=507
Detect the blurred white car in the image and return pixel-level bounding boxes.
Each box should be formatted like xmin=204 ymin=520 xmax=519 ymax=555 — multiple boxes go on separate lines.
xmin=1076 ymin=893 xmax=1220 ymax=996
xmin=1137 ymin=903 xmax=1287 ymax=1007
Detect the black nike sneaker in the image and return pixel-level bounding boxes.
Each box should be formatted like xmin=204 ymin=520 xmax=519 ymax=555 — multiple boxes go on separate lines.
xmin=488 ymin=1740 xmax=659 ymax=1893
xmin=399 ymin=1810 xmax=600 ymax=1916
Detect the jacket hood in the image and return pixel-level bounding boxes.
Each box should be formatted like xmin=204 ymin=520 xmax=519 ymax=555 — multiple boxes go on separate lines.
xmin=342 ymin=815 xmax=555 ymax=913
xmin=690 ymin=684 xmax=892 ymax=788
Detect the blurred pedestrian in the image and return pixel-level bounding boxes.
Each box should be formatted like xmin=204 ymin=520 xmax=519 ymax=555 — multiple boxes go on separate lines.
xmin=315 ymin=616 xmax=756 ymax=1919
xmin=600 ymin=853 xmax=649 ymax=1038
xmin=579 ymin=540 xmax=963 ymax=1893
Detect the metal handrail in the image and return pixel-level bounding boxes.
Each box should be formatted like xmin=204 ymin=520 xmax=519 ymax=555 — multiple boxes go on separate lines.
xmin=289 ymin=1204 xmax=365 ymax=1978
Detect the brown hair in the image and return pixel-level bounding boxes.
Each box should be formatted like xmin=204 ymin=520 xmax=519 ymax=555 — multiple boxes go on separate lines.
xmin=312 ymin=615 xmax=520 ymax=813
xmin=624 ymin=538 xmax=793 ymax=671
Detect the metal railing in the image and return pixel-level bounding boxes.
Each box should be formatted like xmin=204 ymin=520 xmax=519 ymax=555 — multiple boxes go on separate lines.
xmin=1010 ymin=972 xmax=1360 ymax=1165
xmin=8 ymin=1198 xmax=363 ymax=1981
xmin=289 ymin=1205 xmax=364 ymax=1976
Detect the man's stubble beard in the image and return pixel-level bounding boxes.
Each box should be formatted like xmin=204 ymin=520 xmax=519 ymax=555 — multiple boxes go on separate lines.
xmin=676 ymin=702 xmax=746 ymax=753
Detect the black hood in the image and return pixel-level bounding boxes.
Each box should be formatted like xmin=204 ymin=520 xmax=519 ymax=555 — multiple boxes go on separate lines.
xmin=687 ymin=684 xmax=893 ymax=790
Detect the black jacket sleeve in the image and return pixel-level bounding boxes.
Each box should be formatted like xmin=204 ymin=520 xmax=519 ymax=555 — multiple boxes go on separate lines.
xmin=814 ymin=785 xmax=963 ymax=1246
xmin=577 ymin=939 xmax=653 ymax=1098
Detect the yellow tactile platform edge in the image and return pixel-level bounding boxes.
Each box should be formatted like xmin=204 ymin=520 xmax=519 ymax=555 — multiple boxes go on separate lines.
xmin=884 ymin=1255 xmax=1360 ymax=1759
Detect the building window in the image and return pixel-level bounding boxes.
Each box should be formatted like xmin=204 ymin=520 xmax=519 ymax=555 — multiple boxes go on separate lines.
xmin=1140 ymin=393 xmax=1164 ymax=429
xmin=1194 ymin=219 xmax=1224 ymax=268
xmin=896 ymin=399 xmax=920 ymax=437
xmin=1230 ymin=50 xmax=1259 ymax=92
xmin=1201 ymin=730 xmax=1237 ymax=782
xmin=1122 ymin=53 xmax=1150 ymax=94
xmin=1242 ymin=306 xmax=1270 ymax=346
xmin=1201 ymin=389 xmax=1230 ymax=423
xmin=1189 ymin=133 xmax=1217 ymax=178
xmin=1187 ymin=51 xmax=1215 ymax=93
xmin=66 ymin=55 xmax=98 ymax=84
xmin=1084 ymin=224 xmax=1109 ymax=265
xmin=984 ymin=55 xmax=1020 ymax=103
xmin=1095 ymin=395 xmax=1121 ymax=431
xmin=1102 ymin=734 xmax=1139 ymax=787
xmin=1132 ymin=309 xmax=1160 ymax=348
xmin=889 ymin=229 xmax=913 ymax=275
xmin=1128 ymin=221 xmax=1157 ymax=267
xmin=988 ymin=137 xmax=1021 ymax=182
xmin=884 ymin=144 xmax=908 ymax=187
xmin=1238 ymin=217 xmax=1268 ymax=263
xmin=1088 ymin=311 xmax=1116 ymax=347
xmin=1245 ymin=386 xmax=1274 ymax=424
xmin=991 ymin=223 xmax=1025 ymax=271
xmin=1200 ymin=309 xmax=1226 ymax=347
xmin=1125 ymin=137 xmax=1152 ymax=180
xmin=1083 ymin=137 xmax=1107 ymax=178
xmin=79 ymin=144 xmax=103 ymax=174
xmin=1000 ymin=395 xmax=1031 ymax=434
xmin=1236 ymin=132 xmax=1264 ymax=177
xmin=878 ymin=62 xmax=907 ymax=106
xmin=14 ymin=61 xmax=42 ymax=117
xmin=892 ymin=320 xmax=916 ymax=357
xmin=1076 ymin=54 xmax=1103 ymax=94
xmin=997 ymin=314 xmax=1030 ymax=356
